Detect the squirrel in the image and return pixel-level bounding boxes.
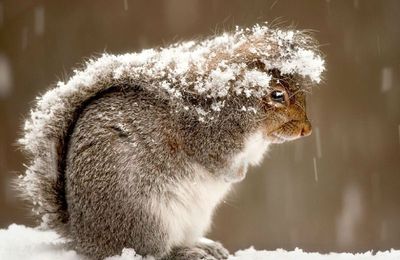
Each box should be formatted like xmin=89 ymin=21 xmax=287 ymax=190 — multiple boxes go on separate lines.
xmin=17 ymin=24 xmax=324 ymax=259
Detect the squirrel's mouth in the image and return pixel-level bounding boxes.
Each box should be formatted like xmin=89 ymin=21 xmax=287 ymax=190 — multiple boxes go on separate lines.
xmin=266 ymin=120 xmax=312 ymax=144
xmin=268 ymin=132 xmax=301 ymax=143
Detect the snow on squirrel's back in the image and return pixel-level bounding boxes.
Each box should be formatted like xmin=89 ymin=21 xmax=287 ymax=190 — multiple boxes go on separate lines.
xmin=1 ymin=225 xmax=399 ymax=260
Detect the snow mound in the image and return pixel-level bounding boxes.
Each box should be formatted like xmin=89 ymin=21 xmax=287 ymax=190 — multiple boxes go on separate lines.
xmin=1 ymin=225 xmax=399 ymax=260
xmin=0 ymin=224 xmax=79 ymax=260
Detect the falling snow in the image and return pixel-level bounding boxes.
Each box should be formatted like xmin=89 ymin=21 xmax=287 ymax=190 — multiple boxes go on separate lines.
xmin=0 ymin=54 xmax=12 ymax=97
xmin=353 ymin=0 xmax=359 ymax=9
xmin=34 ymin=6 xmax=45 ymax=36
xmin=336 ymin=184 xmax=363 ymax=247
xmin=313 ymin=157 xmax=318 ymax=182
xmin=381 ymin=67 xmax=393 ymax=92
xmin=123 ymin=0 xmax=128 ymax=11
xmin=315 ymin=127 xmax=322 ymax=158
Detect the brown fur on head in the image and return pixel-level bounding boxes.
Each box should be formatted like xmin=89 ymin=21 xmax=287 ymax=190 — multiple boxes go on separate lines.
xmin=259 ymin=69 xmax=312 ymax=143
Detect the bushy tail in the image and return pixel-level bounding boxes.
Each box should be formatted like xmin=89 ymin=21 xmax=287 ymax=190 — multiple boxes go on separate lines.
xmin=17 ymin=54 xmax=140 ymax=233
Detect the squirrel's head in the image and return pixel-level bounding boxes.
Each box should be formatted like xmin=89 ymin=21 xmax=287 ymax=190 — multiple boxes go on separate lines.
xmin=259 ymin=69 xmax=312 ymax=144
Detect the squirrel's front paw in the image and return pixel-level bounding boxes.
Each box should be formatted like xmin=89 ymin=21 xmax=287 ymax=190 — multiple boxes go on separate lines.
xmin=223 ymin=162 xmax=248 ymax=183
xmin=162 ymin=246 xmax=218 ymax=260
xmin=196 ymin=240 xmax=229 ymax=259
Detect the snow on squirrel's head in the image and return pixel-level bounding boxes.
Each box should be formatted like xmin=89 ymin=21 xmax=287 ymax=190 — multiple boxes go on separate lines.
xmin=103 ymin=23 xmax=325 ymax=119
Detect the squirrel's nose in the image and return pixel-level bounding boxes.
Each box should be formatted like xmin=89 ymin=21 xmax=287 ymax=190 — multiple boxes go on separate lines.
xmin=300 ymin=120 xmax=312 ymax=137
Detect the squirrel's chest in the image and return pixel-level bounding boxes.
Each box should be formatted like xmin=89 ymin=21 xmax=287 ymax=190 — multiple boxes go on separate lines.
xmin=152 ymin=165 xmax=231 ymax=248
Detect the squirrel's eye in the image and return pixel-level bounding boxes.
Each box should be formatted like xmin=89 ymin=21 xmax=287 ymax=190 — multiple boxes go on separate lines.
xmin=270 ymin=90 xmax=285 ymax=103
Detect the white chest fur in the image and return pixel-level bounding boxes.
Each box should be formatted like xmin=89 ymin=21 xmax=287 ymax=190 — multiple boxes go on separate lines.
xmin=225 ymin=130 xmax=270 ymax=182
xmin=238 ymin=130 xmax=270 ymax=166
xmin=153 ymin=165 xmax=231 ymax=248
xmin=149 ymin=130 xmax=269 ymax=249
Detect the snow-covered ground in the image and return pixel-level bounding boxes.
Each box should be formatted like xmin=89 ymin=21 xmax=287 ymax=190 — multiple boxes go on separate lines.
xmin=1 ymin=225 xmax=399 ymax=260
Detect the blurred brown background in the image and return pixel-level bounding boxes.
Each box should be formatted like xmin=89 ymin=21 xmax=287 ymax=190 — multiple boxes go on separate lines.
xmin=0 ymin=0 xmax=399 ymax=254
